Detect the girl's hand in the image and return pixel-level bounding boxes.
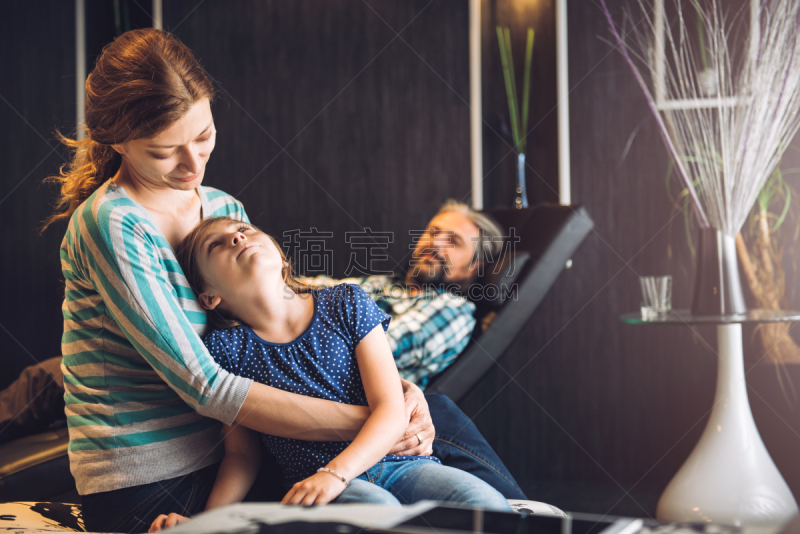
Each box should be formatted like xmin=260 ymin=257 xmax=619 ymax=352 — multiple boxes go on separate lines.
xmin=281 ymin=472 xmax=347 ymax=506
xmin=149 ymin=513 xmax=189 ymax=532
xmin=389 ymin=380 xmax=434 ymax=456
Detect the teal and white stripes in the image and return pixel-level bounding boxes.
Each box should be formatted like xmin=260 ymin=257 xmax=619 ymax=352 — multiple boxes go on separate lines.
xmin=61 ymin=181 xmax=253 ymax=495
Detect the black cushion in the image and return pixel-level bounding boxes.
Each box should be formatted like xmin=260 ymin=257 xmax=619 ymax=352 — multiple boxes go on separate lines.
xmin=0 ymin=426 xmax=75 ymax=502
xmin=473 ymin=251 xmax=530 ymax=311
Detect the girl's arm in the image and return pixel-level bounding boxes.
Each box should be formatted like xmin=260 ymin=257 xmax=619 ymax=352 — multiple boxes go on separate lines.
xmin=149 ymin=424 xmax=261 ymax=532
xmin=281 ymin=325 xmax=408 ymax=506
xmin=205 ymin=424 xmax=262 ymax=509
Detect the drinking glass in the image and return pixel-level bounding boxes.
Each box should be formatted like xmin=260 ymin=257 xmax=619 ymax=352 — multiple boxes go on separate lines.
xmin=640 ymin=275 xmax=672 ymax=320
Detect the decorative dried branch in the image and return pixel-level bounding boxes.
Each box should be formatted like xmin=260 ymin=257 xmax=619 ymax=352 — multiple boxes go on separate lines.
xmin=601 ymin=0 xmax=800 ymax=236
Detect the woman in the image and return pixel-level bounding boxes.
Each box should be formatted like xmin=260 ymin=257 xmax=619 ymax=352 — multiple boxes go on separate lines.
xmin=45 ymin=28 xmax=524 ymax=533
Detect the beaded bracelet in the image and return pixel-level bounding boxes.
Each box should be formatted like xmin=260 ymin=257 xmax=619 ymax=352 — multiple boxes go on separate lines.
xmin=317 ymin=467 xmax=349 ymax=488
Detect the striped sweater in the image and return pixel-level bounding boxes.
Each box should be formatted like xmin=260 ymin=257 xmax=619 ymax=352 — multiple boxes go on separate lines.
xmin=60 ymin=180 xmax=253 ymax=495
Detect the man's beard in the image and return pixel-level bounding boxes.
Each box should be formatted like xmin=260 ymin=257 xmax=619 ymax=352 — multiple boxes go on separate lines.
xmin=406 ymin=259 xmax=474 ymax=297
xmin=407 ymin=256 xmax=447 ymax=286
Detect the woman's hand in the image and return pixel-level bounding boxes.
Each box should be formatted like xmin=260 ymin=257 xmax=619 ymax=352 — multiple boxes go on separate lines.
xmin=389 ymin=379 xmax=435 ymax=456
xmin=281 ymin=471 xmax=347 ymax=506
xmin=149 ymin=513 xmax=189 ymax=532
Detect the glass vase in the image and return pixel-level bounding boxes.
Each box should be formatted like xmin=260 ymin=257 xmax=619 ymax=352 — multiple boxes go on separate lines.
xmin=691 ymin=228 xmax=746 ymax=315
xmin=515 ymin=153 xmax=529 ymax=209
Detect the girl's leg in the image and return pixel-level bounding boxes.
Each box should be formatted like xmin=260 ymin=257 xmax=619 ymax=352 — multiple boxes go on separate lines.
xmin=426 ymin=393 xmax=527 ymax=500
xmin=81 ymin=462 xmax=219 ymax=534
xmin=332 ymin=478 xmax=401 ymax=506
xmin=380 ymin=460 xmax=512 ymax=512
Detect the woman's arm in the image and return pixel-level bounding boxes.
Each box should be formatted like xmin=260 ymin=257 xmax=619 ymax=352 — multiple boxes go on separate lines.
xmin=236 ymin=374 xmax=438 ymax=445
xmin=281 ymin=325 xmax=408 ymax=505
xmin=73 ymin=194 xmax=374 ymax=441
xmin=74 ymin=196 xmax=431 ymax=444
xmin=236 ymin=384 xmax=370 ymax=441
xmin=391 ymin=378 xmax=435 ymax=456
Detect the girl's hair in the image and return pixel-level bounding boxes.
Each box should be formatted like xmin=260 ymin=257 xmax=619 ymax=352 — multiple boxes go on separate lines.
xmin=42 ymin=28 xmax=216 ymax=231
xmin=177 ymin=217 xmax=312 ymax=331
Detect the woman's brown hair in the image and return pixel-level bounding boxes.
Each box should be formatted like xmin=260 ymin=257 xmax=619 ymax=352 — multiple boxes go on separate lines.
xmin=42 ymin=28 xmax=216 ymax=231
xmin=177 ymin=217 xmax=313 ymax=331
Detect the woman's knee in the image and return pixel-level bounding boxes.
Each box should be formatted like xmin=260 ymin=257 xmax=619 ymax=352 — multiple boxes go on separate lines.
xmin=333 ymin=479 xmax=401 ymax=506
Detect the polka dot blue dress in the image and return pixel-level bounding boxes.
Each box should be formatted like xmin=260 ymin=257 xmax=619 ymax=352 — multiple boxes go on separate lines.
xmin=205 ymin=284 xmax=440 ymax=488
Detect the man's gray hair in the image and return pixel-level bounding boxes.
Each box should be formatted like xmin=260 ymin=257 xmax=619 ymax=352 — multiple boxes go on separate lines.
xmin=436 ymin=200 xmax=505 ymax=262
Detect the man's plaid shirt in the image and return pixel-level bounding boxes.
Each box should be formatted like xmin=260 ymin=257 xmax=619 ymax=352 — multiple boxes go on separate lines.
xmin=299 ymin=274 xmax=476 ymax=389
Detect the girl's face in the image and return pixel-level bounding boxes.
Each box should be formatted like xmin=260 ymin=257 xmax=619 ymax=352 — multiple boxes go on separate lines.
xmin=195 ymin=220 xmax=284 ymax=309
xmin=113 ymin=98 xmax=216 ymax=192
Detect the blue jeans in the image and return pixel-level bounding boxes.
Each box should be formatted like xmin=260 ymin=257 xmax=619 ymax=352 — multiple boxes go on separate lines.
xmin=333 ymin=459 xmax=511 ymax=511
xmin=426 ymin=393 xmax=527 ymax=500
xmin=81 ymin=462 xmax=219 ymax=534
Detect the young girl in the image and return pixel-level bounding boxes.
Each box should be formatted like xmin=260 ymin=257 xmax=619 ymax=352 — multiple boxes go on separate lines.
xmin=150 ymin=216 xmax=511 ymax=529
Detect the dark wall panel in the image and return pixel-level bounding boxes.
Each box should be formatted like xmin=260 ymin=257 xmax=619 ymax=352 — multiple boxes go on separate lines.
xmin=0 ymin=2 xmax=74 ymax=390
xmin=163 ymin=0 xmax=472 ymax=277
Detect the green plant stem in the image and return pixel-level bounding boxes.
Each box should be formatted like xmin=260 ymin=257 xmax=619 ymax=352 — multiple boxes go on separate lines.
xmin=694 ymin=2 xmax=708 ymax=70
xmin=520 ymin=29 xmax=534 ymax=154
xmin=114 ymin=0 xmax=122 ymax=36
xmin=497 ymin=27 xmax=521 ymax=152
xmin=776 ymin=185 xmax=792 ymax=231
xmin=504 ymin=28 xmax=522 ymax=151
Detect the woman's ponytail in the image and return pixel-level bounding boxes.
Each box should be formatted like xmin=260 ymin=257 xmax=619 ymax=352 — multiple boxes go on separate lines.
xmin=42 ymin=133 xmax=121 ymax=231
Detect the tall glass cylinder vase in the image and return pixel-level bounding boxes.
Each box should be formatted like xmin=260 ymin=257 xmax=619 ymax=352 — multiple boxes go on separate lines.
xmin=691 ymin=229 xmax=746 ymax=316
xmin=515 ymin=153 xmax=529 ymax=209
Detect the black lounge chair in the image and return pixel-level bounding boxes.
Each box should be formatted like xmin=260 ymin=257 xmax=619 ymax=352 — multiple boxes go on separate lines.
xmin=426 ymin=203 xmax=594 ymax=401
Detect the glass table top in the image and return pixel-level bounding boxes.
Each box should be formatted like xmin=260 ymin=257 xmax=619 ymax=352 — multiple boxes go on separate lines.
xmin=620 ymin=309 xmax=800 ymax=325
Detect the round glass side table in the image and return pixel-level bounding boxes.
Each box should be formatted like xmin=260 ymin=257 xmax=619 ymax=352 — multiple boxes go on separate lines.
xmin=620 ymin=310 xmax=800 ymax=525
